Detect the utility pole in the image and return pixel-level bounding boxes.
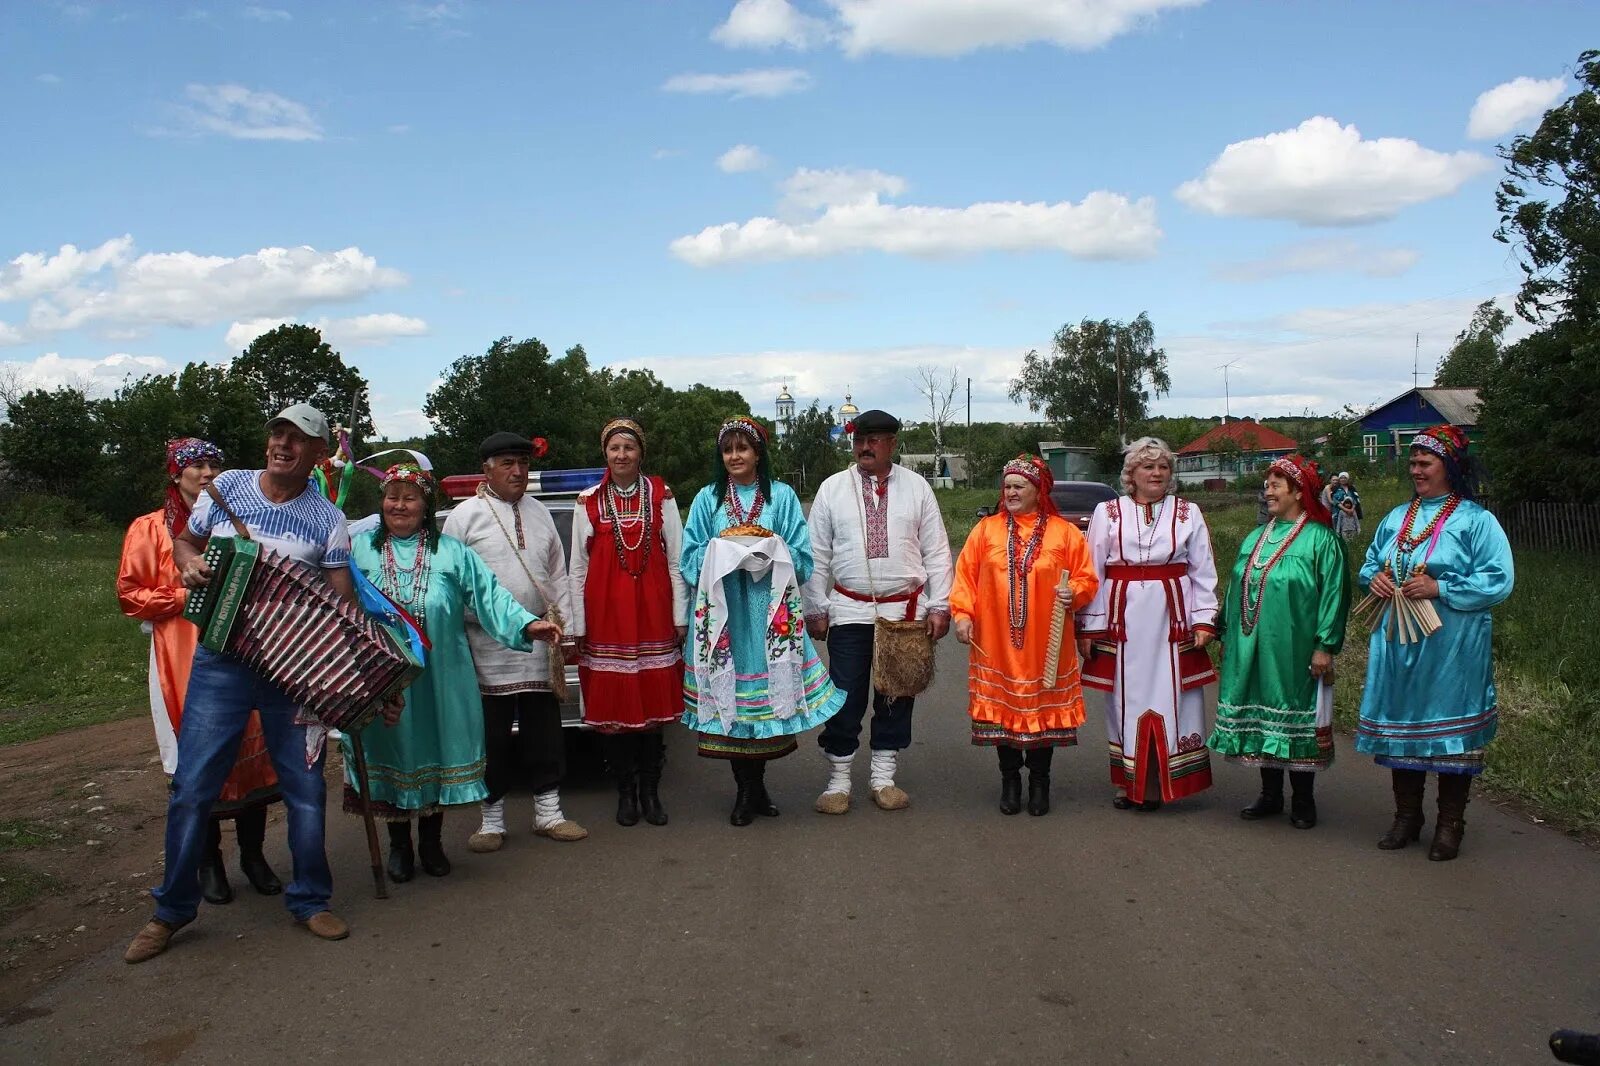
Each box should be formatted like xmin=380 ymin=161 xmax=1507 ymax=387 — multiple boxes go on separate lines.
xmin=966 ymin=376 xmax=972 ymax=489
xmin=1116 ymin=343 xmax=1125 ymax=446
xmin=1413 ymin=332 xmax=1420 ymax=389
xmin=1215 ymin=359 xmax=1242 ymax=423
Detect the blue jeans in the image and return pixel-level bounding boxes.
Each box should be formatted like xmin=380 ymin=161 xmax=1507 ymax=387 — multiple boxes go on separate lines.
xmin=818 ymin=623 xmax=915 ymax=757
xmin=152 ymin=647 xmax=332 ymax=924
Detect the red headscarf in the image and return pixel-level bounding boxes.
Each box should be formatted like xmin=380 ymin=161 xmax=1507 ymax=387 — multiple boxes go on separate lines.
xmin=999 ymin=454 xmax=1059 ymax=517
xmin=1268 ymin=454 xmax=1332 ymax=527
xmin=163 ymin=437 xmax=224 ymax=539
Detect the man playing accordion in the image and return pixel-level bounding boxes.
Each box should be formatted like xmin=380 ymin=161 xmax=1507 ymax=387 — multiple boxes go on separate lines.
xmin=125 ymin=403 xmax=400 ymax=964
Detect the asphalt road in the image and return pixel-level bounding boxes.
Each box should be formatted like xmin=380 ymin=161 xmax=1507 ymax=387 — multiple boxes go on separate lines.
xmin=3 ymin=639 xmax=1598 ymax=1065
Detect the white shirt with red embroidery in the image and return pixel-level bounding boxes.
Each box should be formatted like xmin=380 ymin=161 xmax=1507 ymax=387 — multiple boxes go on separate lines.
xmin=802 ymin=463 xmax=953 ymax=625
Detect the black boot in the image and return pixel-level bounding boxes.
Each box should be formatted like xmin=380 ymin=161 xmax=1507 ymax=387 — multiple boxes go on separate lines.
xmin=386 ymin=820 xmax=415 ymax=883
xmin=1289 ymin=771 xmax=1317 ymax=829
xmin=417 ymin=813 xmax=451 ymax=877
xmin=200 ymin=821 xmax=233 ymax=905
xmin=1429 ymin=773 xmax=1471 ymax=861
xmin=750 ymin=760 xmax=780 ymax=817
xmin=1378 ymin=769 xmax=1426 ymax=850
xmin=637 ymin=732 xmax=668 ymax=826
xmin=608 ymin=733 xmax=640 ymax=827
xmin=996 ymin=747 xmax=1023 ymax=815
xmin=729 ymin=761 xmax=756 ymax=827
xmin=234 ymin=807 xmax=282 ymax=896
xmin=1241 ymin=767 xmax=1286 ymax=820
xmin=1025 ymin=748 xmax=1053 ymax=817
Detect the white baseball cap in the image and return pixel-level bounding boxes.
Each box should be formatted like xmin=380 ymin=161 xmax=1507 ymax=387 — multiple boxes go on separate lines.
xmin=265 ymin=403 xmax=330 ymax=441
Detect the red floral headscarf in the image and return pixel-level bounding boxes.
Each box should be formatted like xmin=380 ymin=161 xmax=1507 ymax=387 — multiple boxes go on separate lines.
xmin=381 ymin=462 xmax=436 ymax=495
xmin=163 ymin=437 xmax=224 ymax=539
xmin=1268 ymin=454 xmax=1332 ymax=526
xmin=999 ymin=454 xmax=1059 ymax=517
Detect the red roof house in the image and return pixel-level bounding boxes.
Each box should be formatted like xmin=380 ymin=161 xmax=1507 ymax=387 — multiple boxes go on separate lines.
xmin=1177 ymin=420 xmax=1299 ymax=455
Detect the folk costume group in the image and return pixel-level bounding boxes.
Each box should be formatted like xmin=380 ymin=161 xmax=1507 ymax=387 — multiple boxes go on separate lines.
xmin=119 ymin=401 xmax=1515 ymax=967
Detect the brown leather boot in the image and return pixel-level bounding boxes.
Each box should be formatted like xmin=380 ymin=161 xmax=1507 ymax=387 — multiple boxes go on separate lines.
xmin=1429 ymin=773 xmax=1471 ymax=861
xmin=1377 ymin=769 xmax=1426 ymax=850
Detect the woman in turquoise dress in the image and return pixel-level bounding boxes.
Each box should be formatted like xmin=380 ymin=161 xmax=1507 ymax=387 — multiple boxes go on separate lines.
xmin=1355 ymin=425 xmax=1514 ymax=861
xmin=680 ymin=416 xmax=846 ymax=826
xmin=341 ymin=463 xmax=562 ymax=881
xmin=1208 ymin=455 xmax=1349 ymax=830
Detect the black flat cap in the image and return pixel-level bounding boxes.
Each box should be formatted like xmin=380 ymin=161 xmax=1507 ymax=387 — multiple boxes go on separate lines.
xmin=480 ymin=431 xmax=533 ymax=460
xmin=852 ymin=409 xmax=900 ymax=434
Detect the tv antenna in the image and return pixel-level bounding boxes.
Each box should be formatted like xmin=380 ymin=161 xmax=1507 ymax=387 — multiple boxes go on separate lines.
xmin=1215 ymin=359 xmax=1243 ymax=423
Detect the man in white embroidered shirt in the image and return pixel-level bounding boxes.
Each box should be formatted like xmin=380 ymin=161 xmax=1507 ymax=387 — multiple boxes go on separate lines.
xmin=803 ymin=408 xmax=953 ymax=814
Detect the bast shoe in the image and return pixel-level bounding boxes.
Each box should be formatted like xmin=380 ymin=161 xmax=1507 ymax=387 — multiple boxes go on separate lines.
xmin=871 ymin=785 xmax=910 ymax=812
xmin=297 ymin=911 xmax=349 ymax=941
xmin=534 ymin=820 xmax=589 ymax=842
xmin=815 ymin=790 xmax=851 ymax=816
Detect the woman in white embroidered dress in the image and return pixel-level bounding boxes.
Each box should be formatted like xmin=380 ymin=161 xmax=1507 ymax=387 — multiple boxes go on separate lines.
xmin=1076 ymin=438 xmax=1220 ymax=812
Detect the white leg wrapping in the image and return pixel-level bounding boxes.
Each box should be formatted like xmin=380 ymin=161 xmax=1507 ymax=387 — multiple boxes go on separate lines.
xmin=533 ymin=789 xmax=565 ymax=830
xmin=824 ymin=752 xmax=854 ymax=796
xmin=869 ymin=750 xmax=897 ymax=791
xmin=478 ymin=799 xmax=506 ymax=835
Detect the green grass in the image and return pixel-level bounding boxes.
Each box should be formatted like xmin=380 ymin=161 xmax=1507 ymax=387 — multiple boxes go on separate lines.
xmin=0 ymin=529 xmax=148 ymax=745
xmin=0 ymin=820 xmax=62 ymax=853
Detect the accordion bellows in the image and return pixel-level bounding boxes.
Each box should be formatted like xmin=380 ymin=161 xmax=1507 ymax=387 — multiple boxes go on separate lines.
xmin=184 ymin=537 xmax=422 ymax=732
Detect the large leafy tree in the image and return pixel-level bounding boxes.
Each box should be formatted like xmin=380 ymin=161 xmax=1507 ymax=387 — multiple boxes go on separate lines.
xmin=232 ymin=324 xmax=374 ymax=439
xmin=1495 ymin=49 xmax=1600 ymax=329
xmin=1009 ymin=312 xmax=1171 ymax=453
xmin=1479 ymin=321 xmax=1600 ymax=503
xmin=0 ymin=386 xmax=102 ymax=499
xmin=94 ymin=364 xmax=265 ymax=521
xmin=1435 ymin=300 xmax=1512 ymax=387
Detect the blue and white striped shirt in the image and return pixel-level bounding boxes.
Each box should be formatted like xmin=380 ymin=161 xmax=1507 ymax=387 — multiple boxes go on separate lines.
xmin=188 ymin=469 xmax=351 ymax=568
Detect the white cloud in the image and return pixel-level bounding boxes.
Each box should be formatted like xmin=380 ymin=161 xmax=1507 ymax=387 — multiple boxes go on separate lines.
xmin=1 ymin=238 xmax=406 ymax=341
xmin=826 ymin=0 xmax=1204 ymax=57
xmin=661 ymin=68 xmax=813 ymax=99
xmin=1213 ymin=238 xmax=1420 ymax=283
xmin=653 ymin=147 xmax=685 ymax=160
xmin=672 ymin=165 xmax=1159 ymax=264
xmin=717 ymin=144 xmax=771 ymax=172
xmin=712 ymin=0 xmax=831 ymax=49
xmin=1467 ymin=75 xmax=1566 ymax=140
xmin=388 ymin=123 xmax=411 ymax=134
xmin=241 ymin=5 xmax=290 ymax=21
xmin=0 ymin=351 xmax=170 ymax=395
xmin=0 ymin=236 xmax=134 ymax=303
xmin=1175 ymin=117 xmax=1491 ymax=226
xmin=36 ymin=73 xmax=63 ymax=85
xmin=225 ymin=313 xmax=428 ymax=352
xmin=170 ymin=83 xmax=323 ymax=141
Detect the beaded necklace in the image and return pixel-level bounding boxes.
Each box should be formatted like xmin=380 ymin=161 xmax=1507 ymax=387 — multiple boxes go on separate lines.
xmin=1390 ymin=493 xmax=1460 ymax=579
xmin=1005 ymin=510 xmax=1050 ymax=649
xmin=1239 ymin=514 xmax=1306 ymax=636
xmin=379 ymin=528 xmax=433 ymax=630
xmin=724 ymin=477 xmax=766 ymax=526
xmin=601 ymin=476 xmax=654 ymax=577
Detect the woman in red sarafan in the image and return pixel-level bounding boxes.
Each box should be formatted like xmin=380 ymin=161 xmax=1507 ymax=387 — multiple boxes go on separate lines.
xmin=567 ymin=418 xmax=689 ymax=827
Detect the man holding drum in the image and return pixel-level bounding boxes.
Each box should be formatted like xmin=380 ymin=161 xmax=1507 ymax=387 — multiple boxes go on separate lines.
xmin=803 ymin=408 xmax=953 ymax=814
xmin=126 ymin=403 xmax=397 ymax=964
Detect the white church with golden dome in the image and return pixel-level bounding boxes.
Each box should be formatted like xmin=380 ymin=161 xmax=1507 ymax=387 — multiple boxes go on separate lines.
xmin=774 ymin=384 xmax=858 ymax=439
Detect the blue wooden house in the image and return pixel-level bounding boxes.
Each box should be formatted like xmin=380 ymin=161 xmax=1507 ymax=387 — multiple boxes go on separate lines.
xmin=1354 ymin=387 xmax=1481 ymax=459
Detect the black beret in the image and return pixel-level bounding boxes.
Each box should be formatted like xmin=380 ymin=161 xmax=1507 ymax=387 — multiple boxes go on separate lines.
xmin=852 ymin=409 xmax=900 ymax=434
xmin=479 ymin=431 xmax=533 ymax=460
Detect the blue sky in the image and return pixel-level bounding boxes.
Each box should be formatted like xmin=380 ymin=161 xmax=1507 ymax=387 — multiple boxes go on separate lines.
xmin=0 ymin=0 xmax=1589 ymax=442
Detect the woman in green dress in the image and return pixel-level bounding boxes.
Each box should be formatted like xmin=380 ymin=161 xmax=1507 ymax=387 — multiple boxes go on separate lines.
xmin=340 ymin=462 xmax=562 ymax=882
xmin=1208 ymin=455 xmax=1349 ymax=829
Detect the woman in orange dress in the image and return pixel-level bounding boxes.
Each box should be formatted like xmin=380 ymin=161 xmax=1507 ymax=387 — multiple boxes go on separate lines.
xmin=116 ymin=437 xmax=282 ymax=905
xmin=951 ymin=455 xmax=1098 ymax=817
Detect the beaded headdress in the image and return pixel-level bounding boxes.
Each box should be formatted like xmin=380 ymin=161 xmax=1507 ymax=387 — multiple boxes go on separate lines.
xmin=1268 ymin=454 xmax=1332 ymax=527
xmin=166 ymin=437 xmax=224 ymax=476
xmin=717 ymin=416 xmax=767 ymax=449
xmin=382 ymin=462 xmax=436 ymax=495
xmin=999 ymin=454 xmax=1058 ymax=517
xmin=1410 ymin=423 xmax=1468 ymax=461
xmin=601 ymin=417 xmax=645 ymax=451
